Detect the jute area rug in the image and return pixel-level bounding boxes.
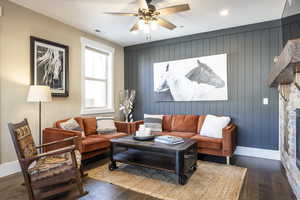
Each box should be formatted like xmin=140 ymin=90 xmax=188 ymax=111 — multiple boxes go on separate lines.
xmin=88 ymin=161 xmax=247 ymax=200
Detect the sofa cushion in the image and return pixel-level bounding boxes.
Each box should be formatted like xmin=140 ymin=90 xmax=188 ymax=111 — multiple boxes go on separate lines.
xmin=81 ymin=136 xmax=110 ymax=153
xmin=171 ymin=115 xmax=199 ymax=133
xmin=191 ymin=135 xmax=222 ymax=150
xmin=200 ymin=115 xmax=231 ymax=138
xmin=82 ymin=117 xmax=97 ymax=136
xmin=91 ymin=132 xmax=128 ymax=140
xmin=162 ymin=115 xmax=172 ymax=131
xmin=152 ymin=131 xmax=196 ymax=138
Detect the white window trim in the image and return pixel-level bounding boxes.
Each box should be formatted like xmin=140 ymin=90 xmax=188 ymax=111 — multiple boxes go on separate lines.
xmin=80 ymin=37 xmax=115 ymax=115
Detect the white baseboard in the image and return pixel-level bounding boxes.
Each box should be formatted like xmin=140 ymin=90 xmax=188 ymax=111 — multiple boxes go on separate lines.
xmin=0 ymin=160 xmax=20 ymax=177
xmin=235 ymin=146 xmax=280 ymax=160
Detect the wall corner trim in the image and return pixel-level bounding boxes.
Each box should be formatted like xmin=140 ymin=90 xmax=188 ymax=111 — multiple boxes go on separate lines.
xmin=234 ymin=146 xmax=280 ymax=160
xmin=0 ymin=160 xmax=20 ymax=177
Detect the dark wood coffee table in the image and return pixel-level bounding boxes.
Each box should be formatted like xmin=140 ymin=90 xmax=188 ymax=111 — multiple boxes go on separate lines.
xmin=109 ymin=136 xmax=198 ymax=185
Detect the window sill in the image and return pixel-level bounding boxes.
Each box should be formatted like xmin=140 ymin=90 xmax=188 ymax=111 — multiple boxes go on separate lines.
xmin=80 ymin=108 xmax=115 ymax=115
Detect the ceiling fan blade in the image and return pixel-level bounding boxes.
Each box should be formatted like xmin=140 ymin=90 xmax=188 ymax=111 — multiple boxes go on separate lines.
xmin=130 ymin=22 xmax=139 ymax=32
xmin=137 ymin=0 xmax=149 ymax=10
xmin=157 ymin=4 xmax=190 ymax=16
xmin=104 ymin=12 xmax=138 ymax=16
xmin=157 ymin=17 xmax=176 ymax=30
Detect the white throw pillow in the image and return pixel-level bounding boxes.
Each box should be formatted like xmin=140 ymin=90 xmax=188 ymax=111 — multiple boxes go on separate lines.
xmin=200 ymin=115 xmax=231 ymax=138
xmin=96 ymin=117 xmax=117 ymax=134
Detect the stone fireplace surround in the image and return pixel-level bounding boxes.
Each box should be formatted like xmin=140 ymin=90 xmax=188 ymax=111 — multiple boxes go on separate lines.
xmin=279 ymin=82 xmax=300 ymax=199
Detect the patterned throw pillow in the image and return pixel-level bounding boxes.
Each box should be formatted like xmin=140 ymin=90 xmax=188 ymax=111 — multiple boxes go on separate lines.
xmin=15 ymin=125 xmax=37 ymax=158
xmin=60 ymin=118 xmax=85 ymax=138
xmin=144 ymin=114 xmax=163 ymax=132
xmin=96 ymin=117 xmax=117 ymax=134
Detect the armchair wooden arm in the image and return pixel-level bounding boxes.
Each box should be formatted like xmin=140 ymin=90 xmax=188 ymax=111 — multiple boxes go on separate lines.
xmin=36 ymin=136 xmax=78 ymax=149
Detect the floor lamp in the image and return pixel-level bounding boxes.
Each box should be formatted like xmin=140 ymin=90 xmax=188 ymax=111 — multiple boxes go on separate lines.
xmin=27 ymin=85 xmax=52 ymax=146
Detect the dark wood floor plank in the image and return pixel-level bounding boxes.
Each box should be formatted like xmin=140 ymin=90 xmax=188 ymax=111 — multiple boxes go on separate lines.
xmin=0 ymin=155 xmax=296 ymax=200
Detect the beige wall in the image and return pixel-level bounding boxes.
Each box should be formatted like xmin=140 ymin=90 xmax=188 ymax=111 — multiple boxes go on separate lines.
xmin=0 ymin=0 xmax=124 ymax=163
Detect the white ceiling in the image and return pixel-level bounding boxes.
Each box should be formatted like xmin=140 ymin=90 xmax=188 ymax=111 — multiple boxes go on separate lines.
xmin=10 ymin=0 xmax=286 ymax=46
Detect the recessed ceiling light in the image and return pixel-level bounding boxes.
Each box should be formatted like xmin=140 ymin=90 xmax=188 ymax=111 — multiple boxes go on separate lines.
xmin=220 ymin=9 xmax=229 ymax=16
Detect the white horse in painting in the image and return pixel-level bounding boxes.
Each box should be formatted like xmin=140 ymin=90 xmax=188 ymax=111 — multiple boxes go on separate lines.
xmin=37 ymin=49 xmax=62 ymax=87
xmin=155 ymin=64 xmax=226 ymax=101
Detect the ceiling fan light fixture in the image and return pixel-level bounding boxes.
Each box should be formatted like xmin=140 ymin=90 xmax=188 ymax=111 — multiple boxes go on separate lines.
xmin=150 ymin=20 xmax=158 ymax=30
xmin=143 ymin=24 xmax=151 ymax=34
xmin=138 ymin=19 xmax=145 ymax=29
xmin=146 ymin=34 xmax=152 ymax=41
xmin=105 ymin=0 xmax=191 ymax=37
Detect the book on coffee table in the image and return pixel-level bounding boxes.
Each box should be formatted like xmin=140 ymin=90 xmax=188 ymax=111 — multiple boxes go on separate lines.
xmin=155 ymin=135 xmax=184 ymax=145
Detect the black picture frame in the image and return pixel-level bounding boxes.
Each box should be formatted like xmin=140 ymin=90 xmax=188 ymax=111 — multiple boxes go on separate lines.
xmin=30 ymin=36 xmax=69 ymax=97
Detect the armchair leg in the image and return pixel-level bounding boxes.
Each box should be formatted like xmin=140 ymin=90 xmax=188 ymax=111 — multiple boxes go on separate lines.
xmin=23 ymin=175 xmax=35 ymax=200
xmin=75 ymin=168 xmax=88 ymax=197
xmin=226 ymin=156 xmax=230 ymax=165
xmin=80 ymin=165 xmax=88 ymax=177
xmin=71 ymin=152 xmax=88 ymax=198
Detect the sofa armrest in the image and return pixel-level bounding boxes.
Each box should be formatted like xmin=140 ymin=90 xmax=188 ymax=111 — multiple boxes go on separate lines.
xmin=131 ymin=120 xmax=144 ymax=134
xmin=222 ymin=123 xmax=237 ymax=156
xmin=115 ymin=121 xmax=131 ymax=134
xmin=43 ymin=128 xmax=82 ymax=153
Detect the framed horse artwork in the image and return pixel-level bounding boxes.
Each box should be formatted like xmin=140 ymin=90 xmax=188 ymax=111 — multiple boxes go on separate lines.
xmin=30 ymin=36 xmax=69 ymax=97
xmin=154 ymin=54 xmax=228 ymax=101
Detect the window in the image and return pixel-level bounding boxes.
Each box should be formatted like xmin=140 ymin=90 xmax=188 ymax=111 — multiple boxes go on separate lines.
xmin=81 ymin=38 xmax=114 ymax=114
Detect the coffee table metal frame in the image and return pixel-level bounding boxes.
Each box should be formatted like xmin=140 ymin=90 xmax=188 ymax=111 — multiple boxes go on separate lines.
xmin=109 ymin=136 xmax=198 ymax=185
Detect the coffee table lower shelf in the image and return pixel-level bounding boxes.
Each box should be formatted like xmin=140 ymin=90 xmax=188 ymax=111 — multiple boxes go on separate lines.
xmin=110 ymin=149 xmax=176 ymax=173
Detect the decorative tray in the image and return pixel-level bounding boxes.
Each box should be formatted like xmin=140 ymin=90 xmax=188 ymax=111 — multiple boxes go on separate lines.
xmin=133 ymin=135 xmax=155 ymax=141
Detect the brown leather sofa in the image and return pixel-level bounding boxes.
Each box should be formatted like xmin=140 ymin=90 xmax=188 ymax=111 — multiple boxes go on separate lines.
xmin=43 ymin=117 xmax=131 ymax=161
xmin=131 ymin=115 xmax=237 ymax=164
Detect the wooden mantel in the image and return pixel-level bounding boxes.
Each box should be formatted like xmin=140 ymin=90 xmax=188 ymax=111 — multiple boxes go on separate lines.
xmin=268 ymin=38 xmax=300 ymax=87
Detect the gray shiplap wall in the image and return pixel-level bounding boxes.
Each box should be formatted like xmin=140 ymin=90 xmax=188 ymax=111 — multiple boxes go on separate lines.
xmin=124 ymin=21 xmax=282 ymax=150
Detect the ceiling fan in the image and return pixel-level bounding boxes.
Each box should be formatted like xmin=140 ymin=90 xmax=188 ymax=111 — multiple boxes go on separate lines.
xmin=104 ymin=0 xmax=190 ymax=34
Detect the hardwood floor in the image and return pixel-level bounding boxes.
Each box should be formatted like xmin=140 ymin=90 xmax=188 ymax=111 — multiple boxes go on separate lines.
xmin=0 ymin=155 xmax=296 ymax=200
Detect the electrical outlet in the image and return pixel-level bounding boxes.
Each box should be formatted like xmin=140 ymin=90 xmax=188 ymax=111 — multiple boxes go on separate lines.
xmin=263 ymin=98 xmax=269 ymax=105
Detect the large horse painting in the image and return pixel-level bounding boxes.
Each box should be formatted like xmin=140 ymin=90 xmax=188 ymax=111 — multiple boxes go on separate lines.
xmin=154 ymin=54 xmax=227 ymax=101
xmin=30 ymin=36 xmax=69 ymax=97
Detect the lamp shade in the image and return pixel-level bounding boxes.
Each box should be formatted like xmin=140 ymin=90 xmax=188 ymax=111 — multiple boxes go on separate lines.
xmin=27 ymin=85 xmax=52 ymax=102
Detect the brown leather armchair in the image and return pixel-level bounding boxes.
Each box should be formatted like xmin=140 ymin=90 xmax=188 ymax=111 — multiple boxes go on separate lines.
xmin=43 ymin=117 xmax=131 ymax=161
xmin=131 ymin=115 xmax=237 ymax=165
